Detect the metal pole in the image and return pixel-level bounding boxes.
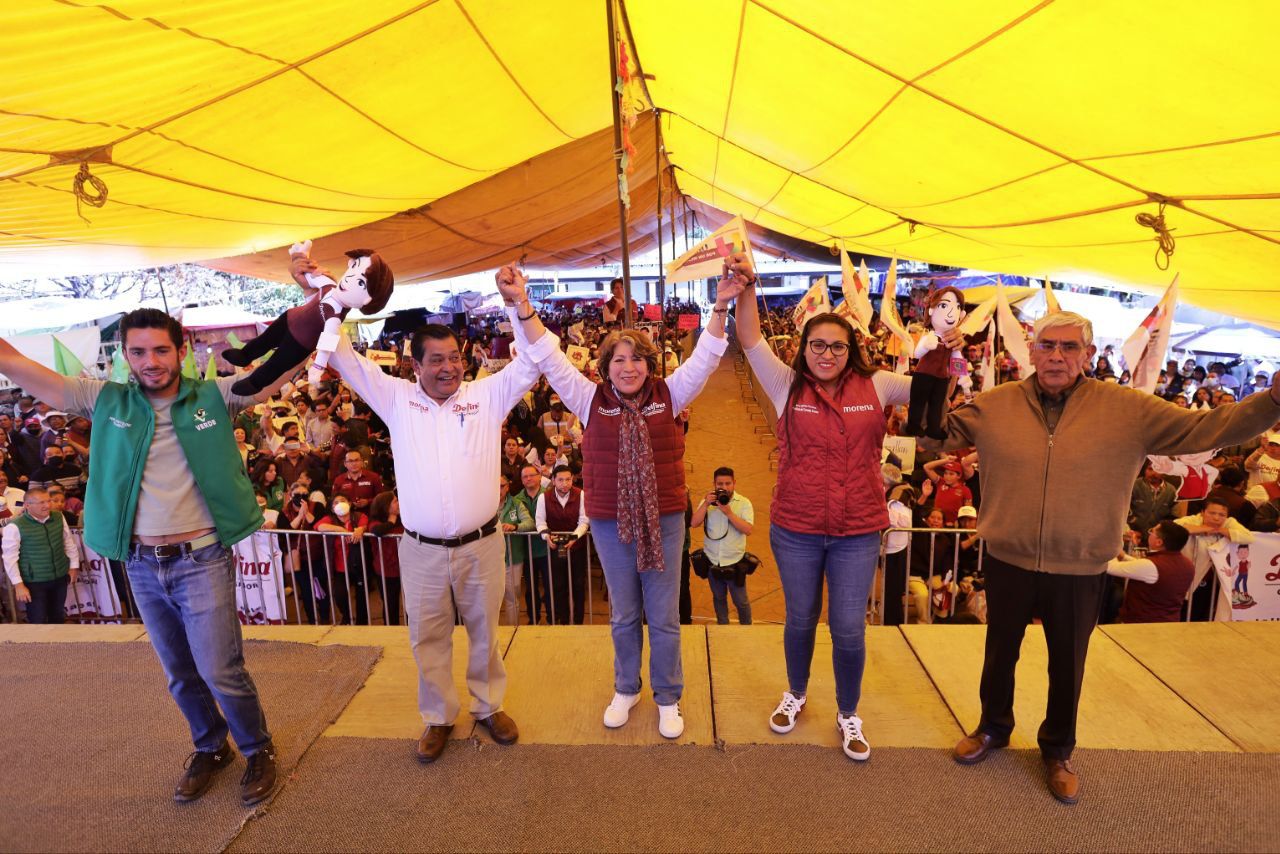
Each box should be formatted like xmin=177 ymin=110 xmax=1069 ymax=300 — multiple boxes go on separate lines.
xmin=655 ymin=109 xmax=666 ymax=310
xmin=607 ymin=0 xmax=635 ymax=329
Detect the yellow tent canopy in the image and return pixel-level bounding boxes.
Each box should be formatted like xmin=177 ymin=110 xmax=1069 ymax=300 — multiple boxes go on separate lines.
xmin=4 ymin=1 xmax=1279 ymax=326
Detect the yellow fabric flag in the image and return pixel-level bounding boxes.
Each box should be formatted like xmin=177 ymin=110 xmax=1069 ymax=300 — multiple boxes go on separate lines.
xmin=1043 ymin=277 xmax=1062 ymax=314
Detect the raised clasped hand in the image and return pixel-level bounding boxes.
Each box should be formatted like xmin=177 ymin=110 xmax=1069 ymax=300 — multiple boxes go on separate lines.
xmin=495 ymin=261 xmax=528 ymax=306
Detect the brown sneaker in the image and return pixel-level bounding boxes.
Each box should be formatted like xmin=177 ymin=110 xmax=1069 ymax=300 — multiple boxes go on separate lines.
xmin=952 ymin=731 xmax=1009 ymax=765
xmin=240 ymin=743 xmax=277 ymax=806
xmin=477 ymin=711 xmax=519 ymax=745
xmin=416 ymin=725 xmax=454 ymax=763
xmin=1044 ymin=758 xmax=1080 ymax=804
xmin=174 ymin=743 xmax=235 ymax=803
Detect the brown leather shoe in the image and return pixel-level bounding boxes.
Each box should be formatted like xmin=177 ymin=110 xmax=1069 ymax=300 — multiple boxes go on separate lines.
xmin=1044 ymin=758 xmax=1080 ymax=804
xmin=240 ymin=743 xmax=277 ymax=806
xmin=477 ymin=711 xmax=519 ymax=745
xmin=952 ymin=731 xmax=1009 ymax=765
xmin=174 ymin=742 xmax=235 ymax=803
xmin=416 ymin=725 xmax=454 ymax=764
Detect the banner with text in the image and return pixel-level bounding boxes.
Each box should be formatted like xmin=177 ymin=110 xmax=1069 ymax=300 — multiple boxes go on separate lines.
xmin=65 ymin=543 xmax=123 ymax=622
xmin=1211 ymin=531 xmax=1280 ymax=621
xmin=234 ymin=531 xmax=289 ymax=625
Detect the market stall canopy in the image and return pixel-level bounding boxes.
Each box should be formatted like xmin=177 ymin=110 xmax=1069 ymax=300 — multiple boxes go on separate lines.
xmin=4 ymin=2 xmax=1280 ymax=327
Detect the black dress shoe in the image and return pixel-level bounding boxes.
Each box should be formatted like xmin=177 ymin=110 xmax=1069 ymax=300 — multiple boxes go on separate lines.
xmin=416 ymin=725 xmax=454 ymax=763
xmin=240 ymin=743 xmax=277 ymax=806
xmin=174 ymin=743 xmax=235 ymax=803
xmin=952 ymin=731 xmax=1009 ymax=765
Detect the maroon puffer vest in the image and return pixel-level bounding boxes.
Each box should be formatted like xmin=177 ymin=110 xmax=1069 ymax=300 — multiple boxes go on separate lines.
xmin=772 ymin=372 xmax=888 ymax=536
xmin=582 ymin=379 xmax=686 ymax=519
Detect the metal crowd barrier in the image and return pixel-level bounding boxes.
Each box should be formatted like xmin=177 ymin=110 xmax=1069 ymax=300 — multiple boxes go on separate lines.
xmin=875 ymin=525 xmax=986 ymax=625
xmin=0 ymin=526 xmax=606 ymax=628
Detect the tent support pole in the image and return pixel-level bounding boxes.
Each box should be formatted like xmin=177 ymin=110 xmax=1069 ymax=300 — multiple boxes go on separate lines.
xmin=655 ymin=109 xmax=665 ymax=311
xmin=607 ymin=0 xmax=634 ymax=329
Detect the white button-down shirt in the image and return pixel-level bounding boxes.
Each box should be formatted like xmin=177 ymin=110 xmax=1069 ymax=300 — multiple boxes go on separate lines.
xmin=330 ymin=334 xmax=540 ymax=539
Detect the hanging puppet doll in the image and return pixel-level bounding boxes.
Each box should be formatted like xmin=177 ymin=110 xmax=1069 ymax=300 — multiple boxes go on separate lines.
xmin=223 ymin=241 xmax=394 ymax=395
xmin=904 ymin=285 xmax=968 ymax=439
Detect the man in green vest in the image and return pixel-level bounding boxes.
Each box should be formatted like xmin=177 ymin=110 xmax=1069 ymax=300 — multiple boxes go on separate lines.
xmin=0 ymin=308 xmax=302 ymax=807
xmin=2 ymin=486 xmax=79 ymax=623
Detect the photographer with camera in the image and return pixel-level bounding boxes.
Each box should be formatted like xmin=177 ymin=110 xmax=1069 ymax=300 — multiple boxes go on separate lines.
xmin=690 ymin=467 xmax=755 ymax=625
xmin=535 ymin=465 xmax=590 ymax=624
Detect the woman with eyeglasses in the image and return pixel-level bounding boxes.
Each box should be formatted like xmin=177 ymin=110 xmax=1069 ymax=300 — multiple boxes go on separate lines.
xmin=736 ymin=271 xmax=943 ymax=763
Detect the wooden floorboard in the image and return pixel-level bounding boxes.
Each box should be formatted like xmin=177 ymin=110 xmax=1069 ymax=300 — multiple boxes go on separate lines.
xmin=904 ymin=624 xmax=1238 ymax=752
xmin=707 ymin=625 xmax=961 ymax=748
xmin=0 ymin=623 xmax=146 ymax=643
xmin=1102 ymin=622 xmax=1280 ymax=752
xmin=499 ymin=625 xmax=714 ymax=745
xmin=322 ymin=625 xmax=515 ymax=742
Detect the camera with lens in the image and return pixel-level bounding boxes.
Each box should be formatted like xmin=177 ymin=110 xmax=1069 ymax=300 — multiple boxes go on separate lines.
xmin=715 ymin=489 xmax=731 ymax=505
xmin=290 ymin=491 xmax=307 ymax=507
xmin=547 ymin=533 xmax=577 ymax=550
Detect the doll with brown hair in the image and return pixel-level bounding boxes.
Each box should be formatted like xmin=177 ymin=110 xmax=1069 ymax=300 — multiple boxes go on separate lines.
xmin=224 ymin=240 xmax=394 ymax=395
xmin=903 ymin=285 xmax=967 ymax=439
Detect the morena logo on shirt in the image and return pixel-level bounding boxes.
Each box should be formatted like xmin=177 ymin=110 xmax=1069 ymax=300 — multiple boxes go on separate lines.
xmin=843 ymin=404 xmax=876 ymax=413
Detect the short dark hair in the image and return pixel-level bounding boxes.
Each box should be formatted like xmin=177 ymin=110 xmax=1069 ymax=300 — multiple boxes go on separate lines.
xmin=1217 ymin=465 xmax=1248 ymax=489
xmin=120 ymin=308 xmax=184 ymax=349
xmin=520 ymin=464 xmax=541 ymax=478
xmin=713 ymin=466 xmax=735 ymax=480
xmin=1203 ymin=496 xmax=1231 ymax=514
xmin=1155 ymin=520 xmax=1190 ymax=552
xmin=410 ymin=324 xmax=462 ymax=362
xmin=551 ymin=464 xmax=573 ymax=478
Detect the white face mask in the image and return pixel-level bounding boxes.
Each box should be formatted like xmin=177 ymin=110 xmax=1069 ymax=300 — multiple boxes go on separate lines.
xmin=333 ymin=502 xmax=350 ymax=517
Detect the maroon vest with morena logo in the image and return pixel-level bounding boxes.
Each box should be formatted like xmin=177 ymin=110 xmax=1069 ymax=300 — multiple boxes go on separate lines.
xmin=581 ymin=379 xmax=686 ymax=520
xmin=772 ymin=372 xmax=888 ymax=536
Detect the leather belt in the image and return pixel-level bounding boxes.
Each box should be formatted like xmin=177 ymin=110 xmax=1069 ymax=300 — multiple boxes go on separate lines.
xmin=405 ymin=514 xmax=499 ymax=549
xmin=130 ymin=532 xmax=222 ymax=560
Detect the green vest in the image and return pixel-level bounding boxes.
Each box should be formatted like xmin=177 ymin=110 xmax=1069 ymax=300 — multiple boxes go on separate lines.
xmin=14 ymin=511 xmax=72 ymax=582
xmin=513 ymin=489 xmax=547 ymax=560
xmin=83 ymin=378 xmax=262 ymax=561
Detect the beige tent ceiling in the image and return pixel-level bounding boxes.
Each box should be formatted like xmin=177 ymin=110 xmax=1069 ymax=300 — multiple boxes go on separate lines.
xmin=3 ymin=1 xmax=1279 ymax=325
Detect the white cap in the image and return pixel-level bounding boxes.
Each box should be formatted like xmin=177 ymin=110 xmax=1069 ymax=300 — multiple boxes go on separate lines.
xmin=1264 ymin=432 xmax=1280 ymax=445
xmin=957 ymin=505 xmax=978 ymax=519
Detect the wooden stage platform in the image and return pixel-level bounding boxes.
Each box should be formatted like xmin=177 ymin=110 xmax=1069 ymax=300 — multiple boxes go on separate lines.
xmin=4 ymin=621 xmax=1278 ymax=755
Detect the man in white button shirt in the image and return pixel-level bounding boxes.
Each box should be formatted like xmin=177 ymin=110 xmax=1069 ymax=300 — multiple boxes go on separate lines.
xmin=324 ymin=317 xmax=540 ymax=764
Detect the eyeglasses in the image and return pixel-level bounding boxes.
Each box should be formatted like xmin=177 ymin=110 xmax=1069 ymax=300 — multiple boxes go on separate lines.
xmin=1032 ymin=340 xmax=1085 ymax=356
xmin=807 ymin=340 xmax=850 ymax=357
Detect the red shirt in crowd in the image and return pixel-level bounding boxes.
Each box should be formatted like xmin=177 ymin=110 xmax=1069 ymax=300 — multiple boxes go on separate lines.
xmin=1119 ymin=550 xmax=1195 ymax=623
xmin=314 ymin=511 xmax=370 ymax=574
xmin=332 ymin=470 xmax=385 ymax=510
xmin=933 ymin=481 xmax=974 ymax=526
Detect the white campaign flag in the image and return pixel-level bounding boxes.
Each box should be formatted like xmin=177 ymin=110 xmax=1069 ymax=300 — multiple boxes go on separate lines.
xmin=234 ymin=528 xmax=289 ymax=625
xmin=959 ymin=292 xmax=997 ymax=337
xmin=792 ymin=278 xmax=832 ymax=330
xmin=838 ymin=245 xmax=875 ymax=332
xmin=1121 ymin=275 xmax=1180 ymax=394
xmin=66 ymin=542 xmax=123 ymax=621
xmin=996 ymin=280 xmax=1033 ymax=377
xmin=665 ymin=215 xmax=755 ymax=286
xmin=877 ymin=255 xmax=914 ymax=353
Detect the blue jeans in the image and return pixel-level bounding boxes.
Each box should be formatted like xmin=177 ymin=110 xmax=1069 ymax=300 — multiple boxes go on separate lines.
xmin=708 ymin=573 xmax=752 ymax=624
xmin=126 ymin=542 xmax=272 ymax=755
xmin=770 ymin=524 xmax=879 ymax=716
xmin=590 ymin=513 xmax=685 ymax=706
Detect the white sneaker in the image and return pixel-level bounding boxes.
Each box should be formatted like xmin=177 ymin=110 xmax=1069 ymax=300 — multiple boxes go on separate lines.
xmin=769 ymin=691 xmax=806 ymax=734
xmin=603 ymin=692 xmax=640 ymax=728
xmin=837 ymin=713 xmax=870 ymax=761
xmin=657 ymin=703 xmax=684 ymax=738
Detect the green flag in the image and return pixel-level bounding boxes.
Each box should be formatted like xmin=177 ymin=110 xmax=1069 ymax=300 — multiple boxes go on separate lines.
xmin=52 ymin=336 xmax=85 ymax=377
xmin=181 ymin=348 xmax=199 ymax=379
xmin=204 ymin=351 xmax=218 ymax=381
xmin=226 ymin=331 xmax=244 ymax=349
xmin=109 ymin=346 xmax=130 ymax=383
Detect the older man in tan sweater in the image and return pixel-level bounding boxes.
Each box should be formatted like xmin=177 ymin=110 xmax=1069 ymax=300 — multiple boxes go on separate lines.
xmin=941 ymin=311 xmax=1280 ymax=805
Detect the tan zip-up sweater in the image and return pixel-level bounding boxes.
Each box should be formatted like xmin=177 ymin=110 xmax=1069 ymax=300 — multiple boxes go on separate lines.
xmin=944 ymin=377 xmax=1280 ymax=575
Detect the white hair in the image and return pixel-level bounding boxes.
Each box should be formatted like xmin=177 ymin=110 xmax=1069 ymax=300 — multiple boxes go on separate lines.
xmin=1033 ymin=311 xmax=1093 ymax=349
